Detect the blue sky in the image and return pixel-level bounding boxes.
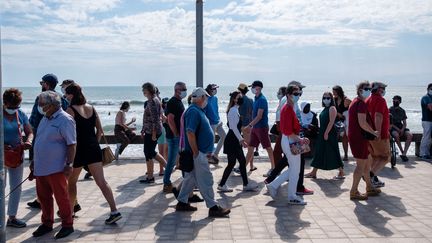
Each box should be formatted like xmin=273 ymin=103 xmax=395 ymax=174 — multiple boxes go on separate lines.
xmin=1 ymin=0 xmax=432 ymax=87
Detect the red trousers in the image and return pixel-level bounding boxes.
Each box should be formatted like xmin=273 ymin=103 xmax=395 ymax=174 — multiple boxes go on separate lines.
xmin=36 ymin=172 xmax=73 ymax=228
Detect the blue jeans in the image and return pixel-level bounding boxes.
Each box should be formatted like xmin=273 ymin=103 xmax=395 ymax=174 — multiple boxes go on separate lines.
xmin=163 ymin=137 xmax=180 ymax=185
xmin=6 ymin=163 xmax=24 ymax=217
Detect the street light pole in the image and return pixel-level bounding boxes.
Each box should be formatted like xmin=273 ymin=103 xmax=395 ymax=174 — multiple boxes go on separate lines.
xmin=0 ymin=26 xmax=6 ymax=243
xmin=196 ymin=0 xmax=203 ymax=88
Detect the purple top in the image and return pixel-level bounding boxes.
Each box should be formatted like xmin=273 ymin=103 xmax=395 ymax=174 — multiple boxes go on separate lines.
xmin=34 ymin=109 xmax=76 ymax=176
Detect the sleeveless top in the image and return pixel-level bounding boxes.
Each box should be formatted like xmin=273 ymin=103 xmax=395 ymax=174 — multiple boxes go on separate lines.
xmin=335 ymin=97 xmax=348 ymax=122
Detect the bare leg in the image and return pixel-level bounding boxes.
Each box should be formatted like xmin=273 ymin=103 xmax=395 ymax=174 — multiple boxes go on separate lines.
xmin=146 ymin=159 xmax=154 ymax=179
xmin=350 ymin=158 xmax=367 ymax=194
xmin=265 ymin=146 xmax=275 ymax=169
xmin=392 ymin=131 xmax=404 ymax=154
xmin=307 ymin=167 xmax=318 ymax=177
xmin=68 ymin=167 xmax=83 ymax=213
xmin=245 ymin=146 xmax=254 ymax=170
xmin=88 ymin=163 xmax=118 ymax=212
xmin=342 ymin=133 xmax=349 ymax=159
xmin=364 ymin=156 xmax=375 ymax=190
xmin=403 ymin=132 xmax=413 ymax=156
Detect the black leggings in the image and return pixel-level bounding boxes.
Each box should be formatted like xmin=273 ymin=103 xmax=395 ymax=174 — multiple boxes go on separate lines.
xmin=144 ymin=133 xmax=159 ymax=161
xmin=220 ymin=146 xmax=248 ymax=186
xmin=266 ymin=154 xmax=306 ymax=191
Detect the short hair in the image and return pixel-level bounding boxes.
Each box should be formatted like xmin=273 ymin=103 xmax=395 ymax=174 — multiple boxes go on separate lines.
xmin=3 ymin=88 xmax=22 ymax=107
xmin=174 ymin=82 xmax=186 ymax=89
xmin=120 ymin=101 xmax=130 ymax=110
xmin=65 ymin=83 xmax=87 ymax=105
xmin=356 ymin=80 xmax=370 ymax=96
xmin=39 ymin=91 xmax=61 ymax=108
xmin=286 ymin=85 xmax=299 ymax=95
xmin=428 ymin=83 xmax=432 ymax=90
xmin=142 ymin=82 xmax=156 ymax=96
xmin=278 ymin=86 xmax=287 ymax=96
xmin=322 ymin=92 xmax=336 ymax=107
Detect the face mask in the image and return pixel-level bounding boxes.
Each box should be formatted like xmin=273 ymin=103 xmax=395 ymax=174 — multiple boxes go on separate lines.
xmin=202 ymin=98 xmax=208 ymax=108
xmin=303 ymin=107 xmax=310 ymax=114
xmin=381 ymin=90 xmax=386 ymax=97
xmin=393 ymin=101 xmax=400 ymax=107
xmin=277 ymin=94 xmax=283 ymax=100
xmin=42 ymin=87 xmax=47 ymax=92
xmin=180 ymin=91 xmax=187 ymax=99
xmin=5 ymin=108 xmax=17 ymax=115
xmin=251 ymin=88 xmax=257 ymax=95
xmin=212 ymin=90 xmax=217 ymax=96
xmin=428 ymin=90 xmax=432 ymax=96
xmin=323 ymin=99 xmax=331 ymax=106
xmin=61 ymin=87 xmax=66 ymax=94
xmin=293 ymin=95 xmax=300 ymax=103
xmin=237 ymin=98 xmax=244 ymax=106
xmin=361 ymin=90 xmax=371 ymax=99
xmin=38 ymin=106 xmax=47 ymax=116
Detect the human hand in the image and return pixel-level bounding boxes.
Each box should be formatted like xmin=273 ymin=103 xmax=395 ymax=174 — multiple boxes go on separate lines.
xmin=152 ymin=133 xmax=157 ymax=141
xmin=131 ymin=117 xmax=136 ymax=123
xmin=241 ymin=140 xmax=248 ymax=148
xmin=23 ymin=141 xmax=32 ymax=150
xmin=63 ymin=164 xmax=73 ymax=177
xmin=324 ymin=133 xmax=329 ymax=141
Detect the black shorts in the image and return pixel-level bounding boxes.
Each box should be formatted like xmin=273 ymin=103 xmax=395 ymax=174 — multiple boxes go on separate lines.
xmin=143 ymin=133 xmax=161 ymax=161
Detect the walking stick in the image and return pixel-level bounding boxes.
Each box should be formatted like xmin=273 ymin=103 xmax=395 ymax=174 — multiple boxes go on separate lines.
xmin=4 ymin=176 xmax=29 ymax=198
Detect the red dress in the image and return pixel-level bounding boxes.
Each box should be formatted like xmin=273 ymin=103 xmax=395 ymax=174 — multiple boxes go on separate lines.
xmin=348 ymin=98 xmax=372 ymax=159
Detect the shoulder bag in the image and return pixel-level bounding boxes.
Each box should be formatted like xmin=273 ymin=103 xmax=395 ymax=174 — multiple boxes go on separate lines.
xmin=5 ymin=111 xmax=24 ymax=168
xmin=101 ymin=133 xmax=115 ymax=166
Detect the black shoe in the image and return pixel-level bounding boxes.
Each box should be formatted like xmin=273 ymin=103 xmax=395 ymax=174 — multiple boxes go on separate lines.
xmin=400 ymin=155 xmax=409 ymax=162
xmin=139 ymin=177 xmax=155 ymax=184
xmin=176 ymin=202 xmax=197 ymax=211
xmin=27 ymin=199 xmax=41 ymax=209
xmin=55 ymin=227 xmax=74 ymax=239
xmin=105 ymin=212 xmax=122 ymax=225
xmin=172 ymin=187 xmax=179 ymax=198
xmin=74 ymin=203 xmax=82 ymax=213
xmin=208 ymin=205 xmax=231 ymax=217
xmin=6 ymin=218 xmax=26 ymax=228
xmin=254 ymin=151 xmax=259 ymax=156
xmin=188 ymin=194 xmax=204 ymax=203
xmin=84 ymin=172 xmax=92 ymax=179
xmin=32 ymin=224 xmax=53 ymax=237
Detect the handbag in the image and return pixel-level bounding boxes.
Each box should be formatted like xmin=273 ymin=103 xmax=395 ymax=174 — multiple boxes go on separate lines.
xmin=289 ymin=141 xmax=311 ymax=155
xmin=334 ymin=121 xmax=345 ymax=134
xmin=5 ymin=111 xmax=24 ymax=168
xmin=270 ymin=123 xmax=279 ymax=136
xmin=101 ymin=133 xmax=115 ymax=166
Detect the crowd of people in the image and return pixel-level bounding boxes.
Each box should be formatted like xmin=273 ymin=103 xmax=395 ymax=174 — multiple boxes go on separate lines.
xmin=3 ymin=73 xmax=430 ymax=239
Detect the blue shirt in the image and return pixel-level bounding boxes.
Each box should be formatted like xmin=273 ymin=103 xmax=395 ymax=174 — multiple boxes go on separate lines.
xmin=29 ymin=92 xmax=69 ymax=132
xmin=184 ymin=104 xmax=214 ymax=154
xmin=4 ymin=109 xmax=29 ymax=147
xmin=252 ymin=93 xmax=269 ymax=128
xmin=204 ymin=95 xmax=220 ymax=125
xmin=34 ymin=109 xmax=77 ymax=176
xmin=239 ymin=95 xmax=253 ymax=126
xmin=421 ymin=94 xmax=432 ymax=121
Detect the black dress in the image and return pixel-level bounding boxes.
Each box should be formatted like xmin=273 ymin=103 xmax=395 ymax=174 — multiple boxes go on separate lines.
xmin=71 ymin=106 xmax=103 ymax=168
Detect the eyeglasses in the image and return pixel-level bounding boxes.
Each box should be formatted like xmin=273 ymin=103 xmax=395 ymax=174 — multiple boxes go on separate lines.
xmin=39 ymin=81 xmax=45 ymax=85
xmin=363 ymin=88 xmax=371 ymax=91
xmin=322 ymin=97 xmax=332 ymax=100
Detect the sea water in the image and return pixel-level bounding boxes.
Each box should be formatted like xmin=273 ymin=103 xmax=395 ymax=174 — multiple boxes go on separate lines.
xmin=7 ymin=84 xmax=426 ymax=157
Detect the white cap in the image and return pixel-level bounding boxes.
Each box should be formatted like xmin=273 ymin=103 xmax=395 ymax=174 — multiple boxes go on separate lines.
xmin=191 ymin=87 xmax=210 ymax=98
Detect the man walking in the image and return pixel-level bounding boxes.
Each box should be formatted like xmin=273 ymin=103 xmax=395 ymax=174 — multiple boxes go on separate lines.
xmin=31 ymin=91 xmax=76 ymax=239
xmin=163 ymin=82 xmax=187 ymax=193
xmin=420 ymin=83 xmax=432 ymax=160
xmin=175 ymin=87 xmax=230 ymax=217
xmin=205 ymin=84 xmax=226 ymax=164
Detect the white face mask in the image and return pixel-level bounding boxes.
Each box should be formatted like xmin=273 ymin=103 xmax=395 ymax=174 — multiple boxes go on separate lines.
xmin=429 ymin=90 xmax=432 ymax=96
xmin=251 ymin=88 xmax=257 ymax=95
xmin=5 ymin=108 xmax=17 ymax=115
xmin=323 ymin=99 xmax=331 ymax=106
xmin=180 ymin=91 xmax=187 ymax=99
xmin=38 ymin=106 xmax=47 ymax=116
xmin=277 ymin=94 xmax=283 ymax=100
xmin=212 ymin=90 xmax=217 ymax=96
xmin=61 ymin=87 xmax=66 ymax=94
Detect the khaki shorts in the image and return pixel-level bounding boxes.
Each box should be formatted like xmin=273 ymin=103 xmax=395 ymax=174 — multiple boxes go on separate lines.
xmin=368 ymin=138 xmax=390 ymax=161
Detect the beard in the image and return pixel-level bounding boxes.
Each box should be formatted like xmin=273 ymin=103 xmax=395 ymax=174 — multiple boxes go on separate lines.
xmin=42 ymin=87 xmax=47 ymax=92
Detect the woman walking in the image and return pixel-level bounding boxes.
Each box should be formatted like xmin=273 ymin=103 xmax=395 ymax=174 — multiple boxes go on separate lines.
xmin=218 ymin=91 xmax=258 ymax=192
xmin=114 ymin=101 xmax=136 ymax=160
xmin=348 ymin=81 xmax=381 ymax=200
xmin=305 ymin=92 xmax=344 ymax=179
xmin=266 ymin=84 xmax=309 ymax=205
xmin=333 ymin=85 xmax=351 ymax=161
xmin=3 ymin=88 xmax=34 ymax=228
xmin=140 ymin=82 xmax=167 ymax=183
xmin=64 ymin=83 xmax=122 ymax=224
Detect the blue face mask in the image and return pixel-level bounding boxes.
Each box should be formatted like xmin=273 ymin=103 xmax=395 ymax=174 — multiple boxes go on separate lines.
xmin=5 ymin=108 xmax=17 ymax=115
xmin=361 ymin=90 xmax=371 ymax=99
xmin=293 ymin=95 xmax=300 ymax=103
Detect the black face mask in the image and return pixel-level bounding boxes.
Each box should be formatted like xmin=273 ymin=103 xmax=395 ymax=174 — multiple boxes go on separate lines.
xmin=237 ymin=98 xmax=244 ymax=106
xmin=393 ymin=101 xmax=400 ymax=107
xmin=303 ymin=104 xmax=310 ymax=113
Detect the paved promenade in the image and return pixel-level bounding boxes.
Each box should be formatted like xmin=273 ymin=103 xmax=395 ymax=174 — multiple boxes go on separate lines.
xmin=5 ymin=155 xmax=432 ymax=243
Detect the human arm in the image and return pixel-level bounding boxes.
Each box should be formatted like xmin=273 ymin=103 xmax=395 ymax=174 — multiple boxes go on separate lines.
xmin=94 ymin=108 xmax=103 ymax=142
xmin=324 ymin=107 xmax=337 ymax=140
xmin=248 ymin=108 xmax=263 ymax=127
xmin=228 ymin=108 xmax=244 ymax=143
xmin=64 ymin=144 xmax=76 ymax=176
xmin=167 ymin=113 xmax=179 ymax=137
xmin=358 ymin=113 xmax=378 ymax=136
xmin=374 ymin=112 xmax=383 ymax=139
xmin=187 ymin=131 xmax=199 ymax=158
xmin=23 ymin=124 xmax=34 ymax=150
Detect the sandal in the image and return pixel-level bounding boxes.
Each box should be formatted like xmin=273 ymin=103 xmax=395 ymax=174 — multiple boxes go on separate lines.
xmin=304 ymin=173 xmax=317 ymax=179
xmin=366 ymin=187 xmax=381 ymax=196
xmin=249 ymin=167 xmax=257 ymax=172
xmin=333 ymin=175 xmax=345 ymax=180
xmin=350 ymin=191 xmax=368 ymax=201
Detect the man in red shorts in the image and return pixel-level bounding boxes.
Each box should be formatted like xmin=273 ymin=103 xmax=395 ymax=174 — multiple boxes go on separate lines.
xmin=245 ymin=81 xmax=275 ymax=176
xmin=366 ymin=81 xmax=390 ymax=188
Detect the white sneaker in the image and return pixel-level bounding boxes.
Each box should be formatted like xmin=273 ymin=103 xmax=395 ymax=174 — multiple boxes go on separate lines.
xmin=266 ymin=184 xmax=277 ymax=199
xmin=243 ymin=183 xmax=258 ymax=192
xmin=288 ymin=197 xmax=307 ymax=205
xmin=217 ymin=185 xmax=233 ymax=192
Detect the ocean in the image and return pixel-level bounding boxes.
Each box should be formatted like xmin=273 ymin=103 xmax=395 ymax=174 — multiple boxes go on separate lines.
xmin=7 ymin=84 xmax=426 ymax=157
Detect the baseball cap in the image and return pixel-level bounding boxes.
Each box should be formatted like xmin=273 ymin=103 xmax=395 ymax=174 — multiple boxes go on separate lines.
xmin=40 ymin=73 xmax=58 ymax=87
xmin=238 ymin=83 xmax=248 ymax=91
xmin=206 ymin=84 xmax=219 ymax=90
xmin=288 ymin=80 xmax=306 ymax=88
xmin=249 ymin=80 xmax=263 ymax=88
xmin=191 ymin=87 xmax=210 ymax=98
xmin=371 ymin=81 xmax=387 ymax=90
xmin=60 ymin=79 xmax=74 ymax=87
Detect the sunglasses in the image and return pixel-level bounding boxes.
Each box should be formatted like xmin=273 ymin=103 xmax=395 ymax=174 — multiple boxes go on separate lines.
xmin=293 ymin=92 xmax=301 ymax=96
xmin=322 ymin=97 xmax=332 ymax=100
xmin=363 ymin=88 xmax=371 ymax=91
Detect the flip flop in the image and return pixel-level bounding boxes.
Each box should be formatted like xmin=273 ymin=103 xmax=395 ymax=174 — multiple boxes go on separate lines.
xmin=304 ymin=173 xmax=316 ymax=179
xmin=249 ymin=167 xmax=257 ymax=172
xmin=333 ymin=175 xmax=345 ymax=180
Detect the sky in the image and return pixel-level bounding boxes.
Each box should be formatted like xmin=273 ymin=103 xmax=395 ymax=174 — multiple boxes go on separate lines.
xmin=1 ymin=0 xmax=432 ymax=87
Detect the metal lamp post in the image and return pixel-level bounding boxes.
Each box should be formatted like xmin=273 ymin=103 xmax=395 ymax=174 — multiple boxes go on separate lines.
xmin=196 ymin=0 xmax=203 ymax=88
